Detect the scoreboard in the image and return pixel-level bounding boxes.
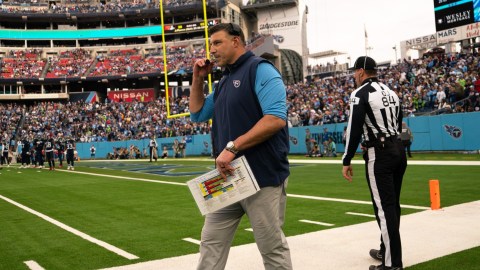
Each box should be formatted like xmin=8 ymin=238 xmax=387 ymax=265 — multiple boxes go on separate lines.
xmin=434 ymin=0 xmax=475 ymax=31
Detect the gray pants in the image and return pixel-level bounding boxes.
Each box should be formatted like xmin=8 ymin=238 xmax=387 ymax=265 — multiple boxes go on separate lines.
xmin=197 ymin=179 xmax=292 ymax=270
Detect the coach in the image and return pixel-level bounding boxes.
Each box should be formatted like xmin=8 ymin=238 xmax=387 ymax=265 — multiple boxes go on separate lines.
xmin=342 ymin=56 xmax=407 ymax=270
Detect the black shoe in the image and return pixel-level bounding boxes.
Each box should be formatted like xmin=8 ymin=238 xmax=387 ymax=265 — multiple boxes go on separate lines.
xmin=369 ymin=249 xmax=383 ymax=261
xmin=369 ymin=265 xmax=403 ymax=270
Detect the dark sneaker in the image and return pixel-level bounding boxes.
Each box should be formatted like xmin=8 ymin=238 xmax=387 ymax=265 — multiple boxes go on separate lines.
xmin=369 ymin=249 xmax=382 ymax=261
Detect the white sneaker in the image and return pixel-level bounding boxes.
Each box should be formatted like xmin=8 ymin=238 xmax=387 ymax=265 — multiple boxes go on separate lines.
xmin=71 ymin=167 xmax=74 ymax=171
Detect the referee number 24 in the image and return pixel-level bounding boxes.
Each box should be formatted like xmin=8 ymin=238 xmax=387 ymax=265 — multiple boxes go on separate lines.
xmin=382 ymin=96 xmax=396 ymax=107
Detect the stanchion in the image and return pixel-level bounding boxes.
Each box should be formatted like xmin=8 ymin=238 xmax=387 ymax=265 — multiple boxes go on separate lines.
xmin=429 ymin=179 xmax=441 ymax=210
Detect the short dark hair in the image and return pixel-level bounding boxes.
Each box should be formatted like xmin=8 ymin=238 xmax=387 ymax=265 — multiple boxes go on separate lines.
xmin=365 ymin=69 xmax=377 ymax=76
xmin=209 ymin=23 xmax=245 ymax=45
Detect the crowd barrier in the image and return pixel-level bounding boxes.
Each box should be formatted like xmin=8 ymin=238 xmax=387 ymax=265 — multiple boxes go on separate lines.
xmin=76 ymin=112 xmax=480 ymax=159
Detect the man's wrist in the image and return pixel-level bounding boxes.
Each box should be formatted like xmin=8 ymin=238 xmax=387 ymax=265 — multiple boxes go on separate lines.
xmin=225 ymin=141 xmax=239 ymax=155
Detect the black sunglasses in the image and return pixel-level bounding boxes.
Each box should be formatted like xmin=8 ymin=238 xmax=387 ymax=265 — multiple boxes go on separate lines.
xmin=228 ymin=23 xmax=242 ymax=37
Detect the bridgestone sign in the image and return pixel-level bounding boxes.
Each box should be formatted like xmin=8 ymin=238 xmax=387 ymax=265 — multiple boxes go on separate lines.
xmin=259 ymin=20 xmax=299 ymax=30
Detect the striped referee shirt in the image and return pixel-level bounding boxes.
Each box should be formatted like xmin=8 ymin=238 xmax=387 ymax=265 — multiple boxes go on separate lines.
xmin=342 ymin=77 xmax=403 ymax=166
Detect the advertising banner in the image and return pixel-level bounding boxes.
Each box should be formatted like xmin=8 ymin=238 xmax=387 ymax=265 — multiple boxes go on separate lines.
xmin=402 ymin=34 xmax=437 ymax=50
xmin=257 ymin=7 xmax=302 ymax=55
xmin=434 ymin=0 xmax=474 ymax=31
xmin=436 ymin=22 xmax=480 ymax=44
xmin=464 ymin=21 xmax=480 ymax=38
xmin=107 ymin=89 xmax=155 ymax=102
xmin=436 ymin=26 xmax=462 ymax=44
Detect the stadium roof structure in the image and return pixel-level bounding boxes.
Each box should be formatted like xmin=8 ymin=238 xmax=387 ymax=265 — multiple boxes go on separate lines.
xmin=309 ymin=50 xmax=347 ymax=59
xmin=241 ymin=0 xmax=298 ymax=16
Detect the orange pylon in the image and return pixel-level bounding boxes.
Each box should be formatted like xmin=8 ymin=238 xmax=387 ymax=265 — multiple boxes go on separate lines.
xmin=429 ymin=179 xmax=441 ymax=210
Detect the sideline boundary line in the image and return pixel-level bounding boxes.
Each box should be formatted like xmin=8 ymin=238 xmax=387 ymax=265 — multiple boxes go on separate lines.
xmin=0 ymin=194 xmax=139 ymax=260
xmin=62 ymin=169 xmax=429 ymax=210
xmin=62 ymin=170 xmax=186 ymax=186
xmin=288 ymin=193 xmax=430 ymax=210
xmin=75 ymin=158 xmax=480 ymax=166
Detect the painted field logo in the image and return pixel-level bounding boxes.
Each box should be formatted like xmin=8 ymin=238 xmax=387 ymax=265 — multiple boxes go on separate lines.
xmin=444 ymin=125 xmax=462 ymax=139
xmin=85 ymin=162 xmax=209 ymax=177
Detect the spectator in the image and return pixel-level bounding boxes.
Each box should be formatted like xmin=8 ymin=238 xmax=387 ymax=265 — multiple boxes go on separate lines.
xmin=399 ymin=122 xmax=413 ymax=158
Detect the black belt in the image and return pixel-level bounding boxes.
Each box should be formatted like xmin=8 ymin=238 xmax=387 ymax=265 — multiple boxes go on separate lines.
xmin=363 ymin=136 xmax=398 ymax=148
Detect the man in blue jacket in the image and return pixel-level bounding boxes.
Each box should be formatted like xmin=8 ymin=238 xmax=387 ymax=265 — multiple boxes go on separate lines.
xmin=189 ymin=23 xmax=292 ymax=270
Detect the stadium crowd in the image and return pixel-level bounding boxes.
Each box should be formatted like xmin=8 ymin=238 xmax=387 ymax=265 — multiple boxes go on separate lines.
xmin=1 ymin=51 xmax=479 ymax=147
xmin=17 ymin=96 xmax=209 ymax=144
xmin=0 ymin=103 xmax=23 ymax=147
xmin=0 ymin=0 xmax=205 ymax=14
xmin=288 ymin=51 xmax=479 ymax=127
xmin=0 ymin=0 xmax=152 ymax=14
xmin=1 ymin=47 xmax=207 ymax=79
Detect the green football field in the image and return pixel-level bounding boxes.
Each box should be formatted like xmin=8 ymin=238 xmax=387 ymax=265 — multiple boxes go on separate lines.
xmin=0 ymin=154 xmax=478 ymax=270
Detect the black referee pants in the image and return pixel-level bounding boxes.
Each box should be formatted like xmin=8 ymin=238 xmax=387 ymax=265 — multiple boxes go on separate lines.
xmin=364 ymin=139 xmax=407 ymax=268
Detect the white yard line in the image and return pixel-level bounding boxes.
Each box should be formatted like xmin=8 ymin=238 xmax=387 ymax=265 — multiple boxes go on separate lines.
xmin=245 ymin=228 xmax=254 ymax=232
xmin=299 ymin=219 xmax=334 ymax=227
xmin=24 ymin=260 xmax=45 ymax=270
xmin=288 ymin=193 xmax=430 ymax=210
xmin=182 ymin=238 xmax=201 ymax=245
xmin=346 ymin=212 xmax=376 ymax=218
xmin=0 ymin=195 xmax=139 ymax=260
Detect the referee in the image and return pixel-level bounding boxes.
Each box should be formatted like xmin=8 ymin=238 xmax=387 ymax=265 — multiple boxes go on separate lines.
xmin=342 ymin=56 xmax=407 ymax=270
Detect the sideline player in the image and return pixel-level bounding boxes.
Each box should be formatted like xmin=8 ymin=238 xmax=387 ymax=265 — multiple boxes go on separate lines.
xmin=44 ymin=134 xmax=56 ymax=170
xmin=66 ymin=137 xmax=76 ymax=170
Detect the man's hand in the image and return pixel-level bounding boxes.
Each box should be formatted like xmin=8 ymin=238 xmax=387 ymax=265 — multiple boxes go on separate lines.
xmin=190 ymin=59 xmax=213 ymax=113
xmin=193 ymin=59 xmax=213 ymax=78
xmin=216 ymin=149 xmax=236 ymax=180
xmin=342 ymin=165 xmax=353 ymax=182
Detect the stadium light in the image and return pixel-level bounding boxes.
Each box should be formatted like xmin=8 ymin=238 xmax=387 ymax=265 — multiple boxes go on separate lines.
xmin=392 ymin=46 xmax=398 ymax=64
